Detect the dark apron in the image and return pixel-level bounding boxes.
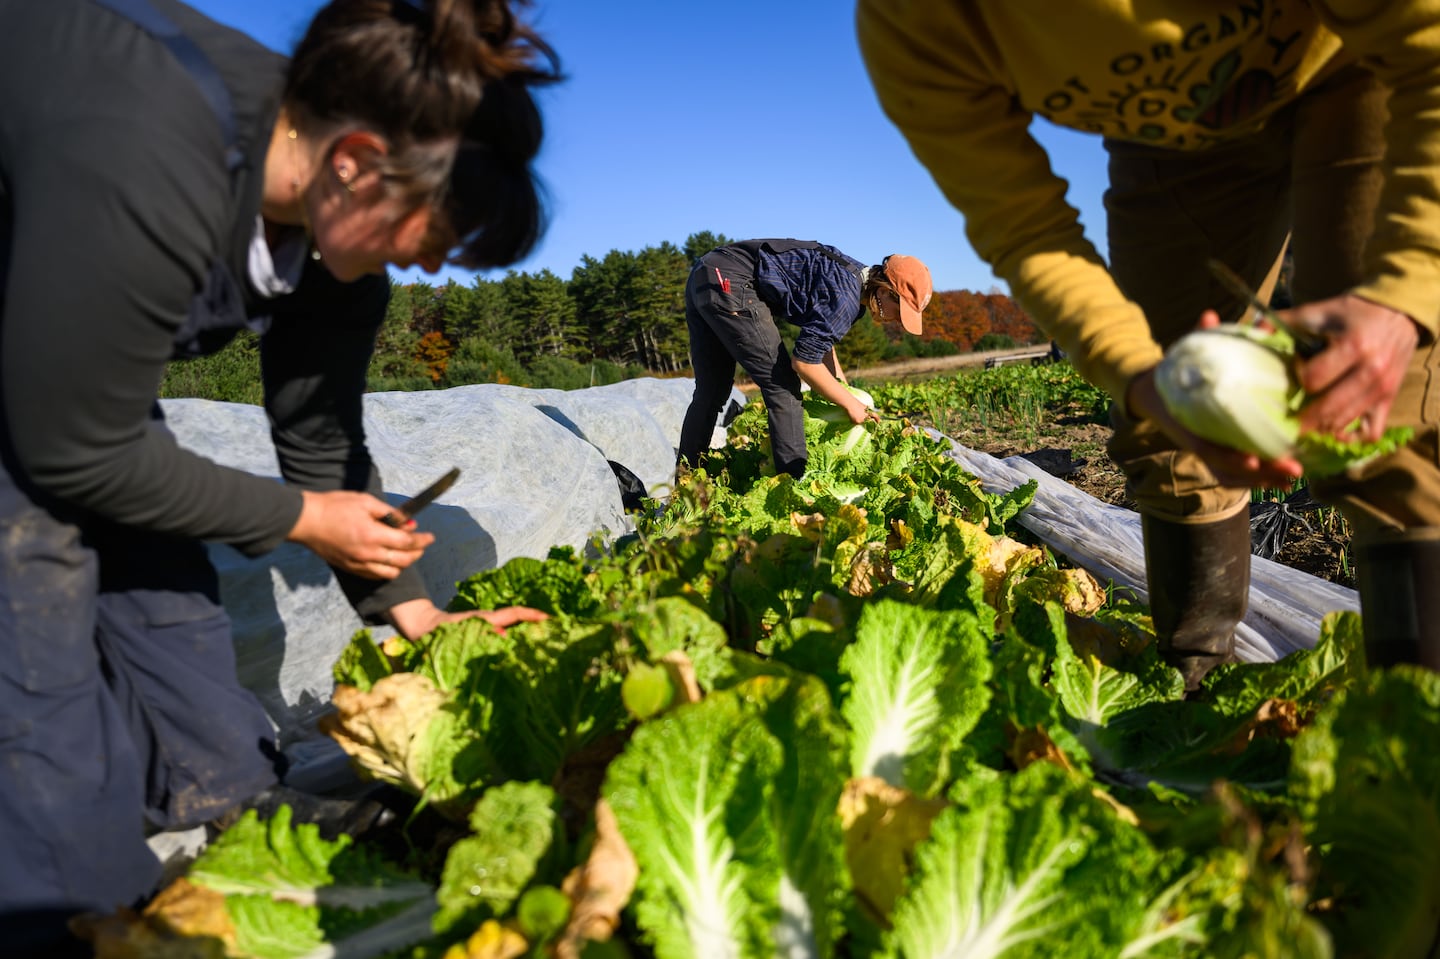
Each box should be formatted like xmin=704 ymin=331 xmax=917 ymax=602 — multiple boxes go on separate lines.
xmin=0 ymin=0 xmax=280 ymax=944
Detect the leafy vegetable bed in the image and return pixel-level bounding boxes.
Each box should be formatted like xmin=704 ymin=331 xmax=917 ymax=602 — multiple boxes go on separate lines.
xmin=88 ymin=390 xmax=1440 ymax=959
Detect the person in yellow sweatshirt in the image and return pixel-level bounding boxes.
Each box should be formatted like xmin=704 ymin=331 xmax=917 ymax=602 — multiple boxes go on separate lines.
xmin=858 ymin=2 xmax=1440 ymax=686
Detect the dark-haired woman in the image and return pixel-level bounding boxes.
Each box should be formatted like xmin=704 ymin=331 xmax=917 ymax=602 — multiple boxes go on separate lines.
xmin=677 ymin=238 xmax=932 ymax=478
xmin=0 ymin=0 xmax=557 ymax=942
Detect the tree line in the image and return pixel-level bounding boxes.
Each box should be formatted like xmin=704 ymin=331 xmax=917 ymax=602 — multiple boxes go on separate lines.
xmin=160 ymin=231 xmax=1045 ymax=404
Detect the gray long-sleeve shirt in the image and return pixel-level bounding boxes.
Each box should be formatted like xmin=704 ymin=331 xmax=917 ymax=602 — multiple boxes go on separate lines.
xmin=0 ymin=0 xmax=425 ymax=621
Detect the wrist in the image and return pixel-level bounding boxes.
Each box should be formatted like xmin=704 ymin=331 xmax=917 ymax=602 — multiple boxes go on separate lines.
xmin=1348 ymin=279 xmax=1435 ymax=346
xmin=286 ymin=489 xmax=318 ymax=545
xmin=1122 ymin=369 xmax=1153 ymax=422
xmin=1349 ymin=291 xmax=1425 ymax=343
xmin=386 ymin=597 xmax=443 ymax=640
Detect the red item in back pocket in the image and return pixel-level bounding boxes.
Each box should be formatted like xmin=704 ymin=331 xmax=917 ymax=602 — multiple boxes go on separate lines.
xmin=714 ymin=267 xmax=730 ymax=293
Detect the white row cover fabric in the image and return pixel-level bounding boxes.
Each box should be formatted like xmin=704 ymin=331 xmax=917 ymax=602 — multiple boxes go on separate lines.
xmin=939 ymin=433 xmax=1360 ymax=663
xmin=160 ymin=377 xmax=738 ymax=745
xmin=159 ymin=373 xmax=1346 ymax=764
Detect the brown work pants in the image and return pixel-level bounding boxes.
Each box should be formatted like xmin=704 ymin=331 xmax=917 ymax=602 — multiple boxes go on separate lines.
xmin=1103 ymin=65 xmax=1440 ymax=539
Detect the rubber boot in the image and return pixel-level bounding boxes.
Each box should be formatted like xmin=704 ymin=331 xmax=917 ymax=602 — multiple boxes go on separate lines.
xmin=1141 ymin=511 xmax=1251 ymax=692
xmin=1353 ymin=527 xmax=1440 ymax=671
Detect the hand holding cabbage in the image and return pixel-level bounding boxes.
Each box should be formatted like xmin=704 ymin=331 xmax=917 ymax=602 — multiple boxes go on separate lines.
xmin=1286 ymin=292 xmax=1420 ymax=442
xmin=1147 ymin=298 xmax=1416 ymax=481
xmin=805 ymin=382 xmax=879 ymax=456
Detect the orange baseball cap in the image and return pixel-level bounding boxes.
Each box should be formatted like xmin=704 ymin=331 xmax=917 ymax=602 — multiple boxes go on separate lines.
xmin=884 ymin=255 xmax=932 ymax=335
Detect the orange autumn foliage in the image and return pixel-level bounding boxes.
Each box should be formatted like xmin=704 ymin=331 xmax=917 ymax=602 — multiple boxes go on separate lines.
xmin=416 ymin=331 xmax=453 ymax=383
xmin=918 ymin=290 xmax=1043 ymax=351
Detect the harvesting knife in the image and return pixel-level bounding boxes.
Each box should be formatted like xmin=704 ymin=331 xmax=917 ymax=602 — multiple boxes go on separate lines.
xmin=380 ymin=467 xmax=461 ymax=528
xmin=1206 ymin=258 xmax=1326 ymax=358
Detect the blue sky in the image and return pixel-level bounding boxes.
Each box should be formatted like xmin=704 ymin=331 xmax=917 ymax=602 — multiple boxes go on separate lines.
xmin=190 ymin=0 xmax=1113 ymax=295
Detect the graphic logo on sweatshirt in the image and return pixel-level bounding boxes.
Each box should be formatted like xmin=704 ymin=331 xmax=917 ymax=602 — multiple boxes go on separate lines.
xmin=1036 ymin=1 xmax=1307 ymax=147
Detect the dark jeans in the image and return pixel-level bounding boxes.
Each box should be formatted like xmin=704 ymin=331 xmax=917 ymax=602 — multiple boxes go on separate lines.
xmin=677 ymin=250 xmax=807 ymax=477
xmin=0 ymin=420 xmax=279 ymax=944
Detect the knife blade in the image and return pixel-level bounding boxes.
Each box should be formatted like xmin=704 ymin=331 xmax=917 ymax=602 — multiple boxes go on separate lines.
xmin=380 ymin=467 xmax=461 ymax=528
xmin=1206 ymin=258 xmax=1326 ymax=357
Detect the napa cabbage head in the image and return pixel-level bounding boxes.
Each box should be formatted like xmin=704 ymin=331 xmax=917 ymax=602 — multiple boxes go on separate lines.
xmin=881 ymin=763 xmax=1167 ymax=958
xmin=1289 ymin=656 xmax=1440 ymax=957
xmin=602 ymin=676 xmax=851 ymax=959
xmin=163 ymin=805 xmax=435 ymax=959
xmin=1154 ymin=323 xmax=1410 ymax=477
xmin=841 ymin=600 xmax=993 ymax=797
xmin=802 ymin=383 xmax=875 ymax=458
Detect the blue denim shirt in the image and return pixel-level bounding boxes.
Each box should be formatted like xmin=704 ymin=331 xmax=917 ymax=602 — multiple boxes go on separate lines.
xmin=754 ymin=244 xmax=865 ymax=364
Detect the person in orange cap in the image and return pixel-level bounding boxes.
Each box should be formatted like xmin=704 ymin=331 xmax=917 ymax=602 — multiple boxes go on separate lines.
xmin=677 ymin=239 xmax=931 ymax=478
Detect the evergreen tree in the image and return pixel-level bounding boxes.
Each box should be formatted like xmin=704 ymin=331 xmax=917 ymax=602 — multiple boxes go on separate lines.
xmin=407 ymin=281 xmax=443 ymax=334
xmin=450 ymin=276 xmax=517 ymax=345
xmin=442 ymin=336 xmax=527 ymax=387
xmin=436 ymin=279 xmax=474 ymax=338
xmin=571 ymin=249 xmax=641 ymax=365
xmin=836 ymin=313 xmax=891 ymax=369
xmin=682 ymin=230 xmax=731 ymax=263
xmin=368 ymin=278 xmax=428 ymax=385
xmin=504 ymin=269 xmax=583 ymax=361
xmin=629 ymin=242 xmax=688 ymax=372
xmin=159 ymin=332 xmax=263 ymax=404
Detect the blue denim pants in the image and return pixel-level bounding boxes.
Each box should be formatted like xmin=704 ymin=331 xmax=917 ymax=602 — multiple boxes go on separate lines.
xmin=0 ymin=424 xmax=279 ymax=942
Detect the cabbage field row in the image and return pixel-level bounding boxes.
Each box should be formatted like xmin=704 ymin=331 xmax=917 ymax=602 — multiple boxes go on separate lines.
xmin=85 ymin=380 xmax=1440 ymax=959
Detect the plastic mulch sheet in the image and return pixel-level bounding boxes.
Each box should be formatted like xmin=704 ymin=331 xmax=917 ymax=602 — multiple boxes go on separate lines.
xmin=160 ymin=378 xmax=741 ymax=747
xmin=939 ymin=433 xmax=1360 ymax=664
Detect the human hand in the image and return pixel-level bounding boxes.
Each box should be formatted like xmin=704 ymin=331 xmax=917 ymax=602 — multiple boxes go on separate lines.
xmin=287 ymin=489 xmax=435 ymax=579
xmin=846 ymin=401 xmax=880 ymax=425
xmin=1284 ymin=293 xmax=1419 ymax=442
xmin=386 ymin=597 xmax=549 ymax=640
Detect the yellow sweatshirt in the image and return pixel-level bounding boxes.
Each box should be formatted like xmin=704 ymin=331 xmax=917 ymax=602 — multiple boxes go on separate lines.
xmin=858 ymin=0 xmax=1440 ymax=405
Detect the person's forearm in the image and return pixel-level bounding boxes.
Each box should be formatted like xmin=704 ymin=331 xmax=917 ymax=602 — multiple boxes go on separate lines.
xmin=794 ymin=360 xmax=859 ymax=409
xmin=387 ymin=597 xmax=449 ymax=640
xmin=858 ymin=0 xmax=1161 ymax=406
xmin=386 ymin=596 xmax=550 ymax=639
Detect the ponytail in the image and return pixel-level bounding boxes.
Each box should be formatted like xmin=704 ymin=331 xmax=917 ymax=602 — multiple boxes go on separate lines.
xmin=284 ymin=0 xmax=561 ymax=268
